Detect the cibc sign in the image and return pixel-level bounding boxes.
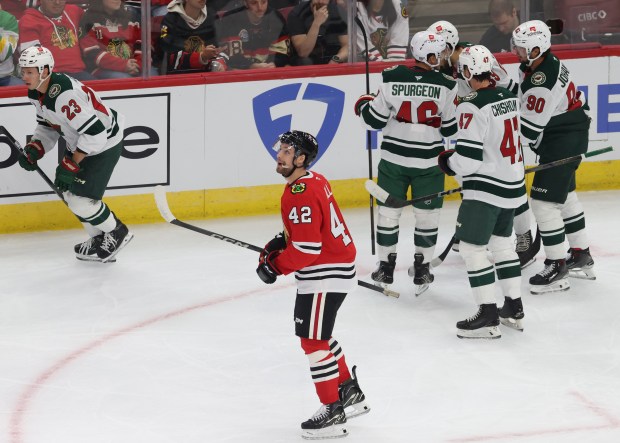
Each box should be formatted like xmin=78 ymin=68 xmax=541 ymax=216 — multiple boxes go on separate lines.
xmin=0 ymin=93 xmax=170 ymax=198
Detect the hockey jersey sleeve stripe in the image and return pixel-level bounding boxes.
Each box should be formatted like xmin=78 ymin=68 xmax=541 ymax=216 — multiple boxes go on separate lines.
xmin=368 ymin=105 xmax=390 ymax=123
xmin=440 ymin=120 xmax=458 ymax=138
xmin=77 ymin=115 xmax=99 ymax=134
xmin=521 ymin=117 xmax=545 ymax=131
xmin=520 ymin=121 xmax=541 ymax=142
xmin=296 ymin=264 xmax=356 ymax=275
xmin=455 ymin=143 xmax=483 ymax=161
xmin=382 ymin=138 xmax=444 ymax=159
xmin=292 ymin=241 xmax=322 ymax=255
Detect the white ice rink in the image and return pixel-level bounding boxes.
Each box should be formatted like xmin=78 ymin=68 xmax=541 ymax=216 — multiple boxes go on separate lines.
xmin=1 ymin=190 xmax=619 ymax=443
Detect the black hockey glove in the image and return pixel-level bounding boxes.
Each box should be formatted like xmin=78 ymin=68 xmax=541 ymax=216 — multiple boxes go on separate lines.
xmin=256 ymin=251 xmax=280 ymax=284
xmin=18 ymin=140 xmax=45 ymax=172
xmin=260 ymin=232 xmax=287 ymax=261
xmin=437 ymin=149 xmax=456 ymax=176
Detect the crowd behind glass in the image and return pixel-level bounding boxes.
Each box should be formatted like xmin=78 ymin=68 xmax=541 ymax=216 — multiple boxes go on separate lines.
xmin=1 ymin=0 xmax=619 ymax=86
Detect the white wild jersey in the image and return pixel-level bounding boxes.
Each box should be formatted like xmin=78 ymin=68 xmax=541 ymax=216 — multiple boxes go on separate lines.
xmin=517 ymin=54 xmax=586 ymax=147
xmin=448 ymin=87 xmax=527 ymax=209
xmin=359 ymin=64 xmax=458 ymax=169
xmin=27 ymin=72 xmax=124 ymax=155
xmin=355 ymin=0 xmax=409 ymax=61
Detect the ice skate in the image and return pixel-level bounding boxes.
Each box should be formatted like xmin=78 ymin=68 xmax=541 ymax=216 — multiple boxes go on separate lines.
xmin=566 ymin=247 xmax=596 ymax=280
xmin=456 ymin=304 xmax=501 ymax=339
xmin=515 ymin=229 xmax=540 ymax=269
xmin=499 ymin=297 xmax=524 ymax=331
xmin=301 ymin=401 xmax=348 ymax=440
xmin=74 ymin=235 xmax=115 ymax=263
xmin=338 ymin=365 xmax=370 ymax=419
xmin=371 ymin=253 xmax=396 ymax=288
xmin=408 ymin=253 xmax=434 ymax=296
xmin=529 ymin=259 xmax=570 ymax=294
xmin=97 ymin=221 xmax=134 ymax=263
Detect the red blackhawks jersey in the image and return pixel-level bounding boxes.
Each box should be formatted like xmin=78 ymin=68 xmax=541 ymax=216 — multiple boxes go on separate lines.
xmin=273 ymin=171 xmax=357 ymax=294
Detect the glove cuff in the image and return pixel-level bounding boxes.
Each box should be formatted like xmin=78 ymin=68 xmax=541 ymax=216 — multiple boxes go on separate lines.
xmin=26 ymin=140 xmax=45 ymax=160
xmin=60 ymin=156 xmax=80 ymax=173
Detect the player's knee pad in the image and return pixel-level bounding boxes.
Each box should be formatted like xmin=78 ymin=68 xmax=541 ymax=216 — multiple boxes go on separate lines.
xmin=488 ymin=235 xmax=518 ymax=263
xmin=300 ymin=337 xmax=330 ymax=358
xmin=412 ymin=208 xmax=440 ymax=229
xmin=530 ymin=198 xmax=562 ymax=224
xmin=459 ymin=241 xmax=490 ymax=271
xmin=377 ymin=206 xmax=403 ymax=225
xmin=64 ymin=192 xmax=100 ymax=218
xmin=561 ymin=191 xmax=584 ymax=219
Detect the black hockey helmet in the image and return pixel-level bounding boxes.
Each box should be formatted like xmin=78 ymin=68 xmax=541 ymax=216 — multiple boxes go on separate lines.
xmin=278 ymin=131 xmax=319 ymax=167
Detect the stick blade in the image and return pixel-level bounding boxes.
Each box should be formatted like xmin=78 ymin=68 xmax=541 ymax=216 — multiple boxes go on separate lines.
xmin=365 ymin=179 xmax=389 ymax=203
xmin=153 ymin=185 xmax=176 ymax=223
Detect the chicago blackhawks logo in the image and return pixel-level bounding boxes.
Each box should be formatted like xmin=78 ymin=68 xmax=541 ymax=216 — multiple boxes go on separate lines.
xmin=107 ymin=38 xmax=132 ymax=60
xmin=291 ymin=183 xmax=306 ymax=194
xmin=531 ymin=72 xmax=546 ymax=85
xmin=370 ymin=28 xmax=389 ymax=59
xmin=50 ymin=26 xmax=78 ymax=49
xmin=184 ymin=36 xmax=205 ymax=54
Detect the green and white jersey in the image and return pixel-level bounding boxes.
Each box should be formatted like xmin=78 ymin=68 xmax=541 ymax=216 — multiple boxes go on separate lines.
xmin=359 ymin=64 xmax=458 ymax=169
xmin=448 ymin=87 xmax=526 ymax=209
xmin=457 ymin=55 xmax=518 ymax=97
xmin=28 ymin=73 xmax=124 ymax=156
xmin=518 ymin=53 xmax=588 ymax=148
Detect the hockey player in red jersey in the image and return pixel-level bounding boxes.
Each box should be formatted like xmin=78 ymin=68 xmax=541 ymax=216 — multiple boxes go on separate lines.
xmin=256 ymin=130 xmax=369 ymax=439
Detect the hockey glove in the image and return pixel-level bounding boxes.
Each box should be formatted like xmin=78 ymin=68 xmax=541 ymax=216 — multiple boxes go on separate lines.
xmin=261 ymin=232 xmax=287 ymax=261
xmin=54 ymin=156 xmax=81 ymax=192
xmin=437 ymin=149 xmax=456 ymax=176
xmin=354 ymin=93 xmax=376 ymax=116
xmin=18 ymin=141 xmax=45 ymax=172
xmin=256 ymin=251 xmax=280 ymax=284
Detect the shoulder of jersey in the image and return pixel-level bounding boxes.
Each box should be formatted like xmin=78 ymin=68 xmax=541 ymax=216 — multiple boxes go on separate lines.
xmin=520 ymin=55 xmax=559 ymax=93
xmin=45 ymin=73 xmax=75 ymax=106
xmin=382 ymin=64 xmax=408 ymax=80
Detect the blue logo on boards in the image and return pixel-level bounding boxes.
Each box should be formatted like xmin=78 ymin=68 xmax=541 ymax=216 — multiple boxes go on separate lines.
xmin=252 ymin=83 xmax=345 ymax=165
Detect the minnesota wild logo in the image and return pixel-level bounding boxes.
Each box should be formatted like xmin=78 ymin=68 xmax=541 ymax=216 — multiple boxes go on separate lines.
xmin=531 ymin=72 xmax=546 ymax=85
xmin=291 ymin=183 xmax=306 ymax=194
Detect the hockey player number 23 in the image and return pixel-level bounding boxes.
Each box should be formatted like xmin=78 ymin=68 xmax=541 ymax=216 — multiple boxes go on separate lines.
xmin=395 ymin=101 xmax=441 ymax=128
xmin=499 ymin=116 xmax=522 ymax=164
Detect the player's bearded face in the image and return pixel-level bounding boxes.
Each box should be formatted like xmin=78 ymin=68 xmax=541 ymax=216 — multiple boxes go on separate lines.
xmin=275 ymin=143 xmax=296 ymax=177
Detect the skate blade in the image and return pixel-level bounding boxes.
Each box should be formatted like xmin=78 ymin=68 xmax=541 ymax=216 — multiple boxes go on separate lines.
xmin=500 ymin=317 xmax=524 ymax=332
xmin=414 ymin=283 xmax=429 ymax=296
xmin=76 ymin=255 xmax=116 ymax=263
xmin=301 ymin=424 xmax=348 ymax=440
xmin=530 ymin=278 xmax=570 ymax=295
xmin=568 ymin=268 xmax=596 ymax=280
xmin=372 ymin=280 xmax=392 ymax=289
xmin=101 ymin=232 xmax=134 ymax=263
xmin=457 ymin=326 xmax=501 ymax=339
xmin=344 ymin=401 xmax=370 ymax=420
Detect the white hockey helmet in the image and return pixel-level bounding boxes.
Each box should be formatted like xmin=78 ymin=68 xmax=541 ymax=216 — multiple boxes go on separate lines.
xmin=410 ymin=31 xmax=446 ymax=68
xmin=428 ymin=21 xmax=459 ymax=55
xmin=19 ymin=46 xmax=55 ymax=75
xmin=458 ymin=45 xmax=493 ymax=81
xmin=511 ymin=20 xmax=551 ymax=65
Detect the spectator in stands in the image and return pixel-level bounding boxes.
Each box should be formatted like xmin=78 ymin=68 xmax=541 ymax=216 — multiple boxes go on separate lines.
xmin=0 ymin=6 xmax=22 ymax=86
xmin=18 ymin=0 xmax=95 ymax=80
xmin=80 ymin=0 xmax=145 ymax=79
xmin=287 ymin=0 xmax=348 ymax=65
xmin=479 ymin=0 xmax=520 ymax=53
xmin=216 ymin=0 xmax=290 ymax=69
xmin=159 ymin=0 xmax=227 ymax=73
xmin=355 ymin=0 xmax=408 ymax=62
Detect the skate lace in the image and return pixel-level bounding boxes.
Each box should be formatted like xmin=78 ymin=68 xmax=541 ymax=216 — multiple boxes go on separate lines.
xmin=515 ymin=233 xmax=531 ymax=252
xmin=539 ymin=262 xmax=557 ymax=277
xmin=309 ymin=405 xmax=329 ymax=422
xmin=465 ymin=309 xmax=482 ymax=322
xmin=100 ymin=232 xmax=117 ymax=252
xmin=79 ymin=237 xmax=96 ymax=254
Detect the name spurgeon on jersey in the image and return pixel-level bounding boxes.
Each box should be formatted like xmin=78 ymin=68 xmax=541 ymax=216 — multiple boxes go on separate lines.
xmin=491 ymin=99 xmax=518 ymax=117
xmin=391 ymin=83 xmax=441 ymax=99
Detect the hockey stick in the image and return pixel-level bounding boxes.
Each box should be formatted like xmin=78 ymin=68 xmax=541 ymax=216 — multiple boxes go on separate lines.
xmin=354 ymin=15 xmax=376 ymax=256
xmin=153 ymin=186 xmax=400 ymax=298
xmin=0 ymin=125 xmax=66 ymax=202
xmin=430 ymin=235 xmax=456 ymax=268
xmin=366 ymin=146 xmax=614 ymax=208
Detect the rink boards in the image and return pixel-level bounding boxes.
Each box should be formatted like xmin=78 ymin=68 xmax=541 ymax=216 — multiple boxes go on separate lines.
xmin=0 ymin=50 xmax=619 ymax=233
